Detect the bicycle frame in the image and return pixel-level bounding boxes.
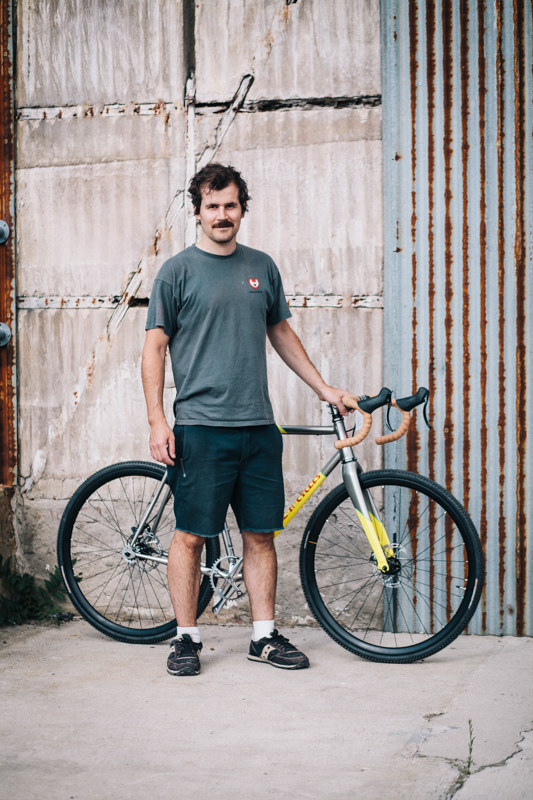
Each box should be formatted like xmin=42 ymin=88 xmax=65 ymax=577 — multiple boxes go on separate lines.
xmin=130 ymin=405 xmax=394 ymax=587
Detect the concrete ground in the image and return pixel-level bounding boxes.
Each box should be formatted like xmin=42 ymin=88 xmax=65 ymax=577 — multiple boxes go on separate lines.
xmin=1 ymin=621 xmax=531 ymax=800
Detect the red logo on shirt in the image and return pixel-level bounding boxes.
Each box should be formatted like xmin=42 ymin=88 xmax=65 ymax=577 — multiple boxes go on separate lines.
xmin=248 ymin=278 xmax=260 ymax=289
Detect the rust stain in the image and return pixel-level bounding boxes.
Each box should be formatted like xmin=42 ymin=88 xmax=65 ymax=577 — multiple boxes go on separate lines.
xmin=460 ymin=0 xmax=471 ymax=519
xmin=478 ymin=0 xmax=489 ymax=633
xmin=426 ymin=0 xmax=437 ymax=616
xmin=152 ymin=229 xmax=161 ymax=257
xmin=86 ymin=351 xmax=96 ymax=389
xmin=496 ymin=0 xmax=507 ymax=633
xmin=513 ymin=0 xmax=527 ymax=636
xmin=442 ymin=0 xmax=454 ymax=618
xmin=60 ymin=297 xmax=65 ymax=308
xmin=133 ymin=104 xmax=140 ymax=115
xmin=57 ymin=108 xmax=62 ymax=119
xmin=407 ymin=0 xmax=420 ymax=597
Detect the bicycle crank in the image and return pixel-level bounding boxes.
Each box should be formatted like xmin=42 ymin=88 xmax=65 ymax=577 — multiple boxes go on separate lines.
xmin=209 ymin=555 xmax=246 ymax=613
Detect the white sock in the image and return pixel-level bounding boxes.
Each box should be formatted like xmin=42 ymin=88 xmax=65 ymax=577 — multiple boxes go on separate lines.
xmin=177 ymin=626 xmax=201 ymax=644
xmin=252 ymin=620 xmax=275 ymax=641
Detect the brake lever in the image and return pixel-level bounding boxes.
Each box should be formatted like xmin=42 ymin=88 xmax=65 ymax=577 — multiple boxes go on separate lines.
xmin=385 ymin=399 xmax=394 ymax=432
xmin=423 ymin=393 xmax=432 ymax=429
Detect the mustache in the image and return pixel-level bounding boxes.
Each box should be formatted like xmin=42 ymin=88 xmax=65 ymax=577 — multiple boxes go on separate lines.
xmin=213 ymin=221 xmax=234 ymax=228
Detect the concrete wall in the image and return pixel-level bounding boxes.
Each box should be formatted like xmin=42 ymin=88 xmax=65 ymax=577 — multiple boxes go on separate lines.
xmin=15 ymin=0 xmax=383 ymax=625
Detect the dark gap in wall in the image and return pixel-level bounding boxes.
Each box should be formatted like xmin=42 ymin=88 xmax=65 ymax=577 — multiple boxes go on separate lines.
xmin=128 ymin=297 xmax=149 ymax=307
xmin=183 ymin=0 xmax=196 ymax=87
xmin=195 ymin=95 xmax=382 ymax=113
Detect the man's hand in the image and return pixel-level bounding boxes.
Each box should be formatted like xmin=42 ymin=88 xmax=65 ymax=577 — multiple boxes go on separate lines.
xmin=149 ymin=420 xmax=176 ymax=466
xmin=316 ymin=385 xmax=352 ymax=417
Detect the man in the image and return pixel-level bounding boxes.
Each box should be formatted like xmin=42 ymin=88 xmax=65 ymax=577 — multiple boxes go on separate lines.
xmin=142 ymin=163 xmax=349 ymax=676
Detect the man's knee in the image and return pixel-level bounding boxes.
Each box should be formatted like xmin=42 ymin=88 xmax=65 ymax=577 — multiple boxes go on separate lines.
xmin=242 ymin=531 xmax=275 ymax=552
xmin=173 ymin=529 xmax=206 ymax=554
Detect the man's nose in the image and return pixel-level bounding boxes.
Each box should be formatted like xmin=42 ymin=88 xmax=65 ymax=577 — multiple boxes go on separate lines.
xmin=216 ymin=206 xmax=227 ymax=219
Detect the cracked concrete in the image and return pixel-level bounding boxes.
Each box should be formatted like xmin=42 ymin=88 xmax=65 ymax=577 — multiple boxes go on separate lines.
xmin=1 ymin=623 xmax=531 ymax=799
xmin=454 ymin=729 xmax=533 ymax=799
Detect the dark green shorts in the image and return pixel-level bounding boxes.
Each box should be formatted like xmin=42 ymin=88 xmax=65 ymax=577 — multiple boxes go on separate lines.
xmin=167 ymin=424 xmax=285 ymax=538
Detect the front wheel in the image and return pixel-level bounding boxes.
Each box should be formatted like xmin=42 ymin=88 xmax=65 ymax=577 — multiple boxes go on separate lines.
xmin=300 ymin=470 xmax=484 ymax=663
xmin=57 ymin=461 xmax=220 ymax=644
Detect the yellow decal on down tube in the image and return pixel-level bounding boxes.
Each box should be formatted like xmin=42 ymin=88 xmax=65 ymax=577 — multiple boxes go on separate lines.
xmin=274 ymin=472 xmax=327 ymax=538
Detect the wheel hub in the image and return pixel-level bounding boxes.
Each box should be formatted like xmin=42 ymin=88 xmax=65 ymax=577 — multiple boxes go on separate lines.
xmin=122 ymin=530 xmax=162 ymax=572
xmin=370 ymin=544 xmax=412 ymax=587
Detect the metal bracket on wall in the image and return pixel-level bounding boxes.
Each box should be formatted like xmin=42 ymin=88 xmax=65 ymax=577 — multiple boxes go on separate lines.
xmin=0 ymin=221 xmax=9 ymax=244
xmin=0 ymin=322 xmax=11 ymax=347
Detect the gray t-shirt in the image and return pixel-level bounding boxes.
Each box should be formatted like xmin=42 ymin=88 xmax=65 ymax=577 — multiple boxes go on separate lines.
xmin=145 ymin=243 xmax=291 ymax=426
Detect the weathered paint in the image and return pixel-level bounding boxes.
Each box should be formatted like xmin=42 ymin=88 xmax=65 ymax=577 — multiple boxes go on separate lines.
xmin=0 ymin=0 xmax=16 ymax=487
xmin=382 ymin=0 xmax=532 ymax=635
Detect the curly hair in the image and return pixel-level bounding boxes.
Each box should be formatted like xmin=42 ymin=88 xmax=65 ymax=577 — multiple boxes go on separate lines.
xmin=188 ymin=163 xmax=251 ymax=215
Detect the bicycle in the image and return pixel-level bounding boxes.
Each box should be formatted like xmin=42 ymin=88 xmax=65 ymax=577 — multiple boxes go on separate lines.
xmin=57 ymin=387 xmax=484 ymax=663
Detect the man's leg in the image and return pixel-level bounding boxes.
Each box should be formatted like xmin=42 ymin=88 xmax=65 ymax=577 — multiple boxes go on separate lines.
xmin=241 ymin=530 xmax=277 ymax=621
xmin=166 ymin=529 xmax=205 ymax=677
xmin=242 ymin=530 xmax=309 ymax=670
xmin=167 ymin=529 xmax=205 ymax=626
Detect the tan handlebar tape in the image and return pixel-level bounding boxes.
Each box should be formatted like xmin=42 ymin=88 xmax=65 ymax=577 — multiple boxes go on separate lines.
xmin=334 ymin=394 xmax=373 ymax=449
xmin=375 ymin=399 xmax=411 ymax=445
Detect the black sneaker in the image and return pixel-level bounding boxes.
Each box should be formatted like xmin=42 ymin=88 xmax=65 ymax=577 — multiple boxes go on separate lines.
xmin=248 ymin=629 xmax=310 ymax=670
xmin=167 ymin=634 xmax=202 ymax=676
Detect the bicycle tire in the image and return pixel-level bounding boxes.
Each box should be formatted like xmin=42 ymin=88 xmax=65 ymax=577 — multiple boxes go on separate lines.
xmin=57 ymin=461 xmax=220 ymax=644
xmin=300 ymin=469 xmax=484 ymax=663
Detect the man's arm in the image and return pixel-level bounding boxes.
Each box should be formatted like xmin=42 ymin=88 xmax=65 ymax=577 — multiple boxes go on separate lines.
xmin=267 ymin=319 xmax=350 ymax=415
xmin=141 ymin=327 xmax=176 ymax=465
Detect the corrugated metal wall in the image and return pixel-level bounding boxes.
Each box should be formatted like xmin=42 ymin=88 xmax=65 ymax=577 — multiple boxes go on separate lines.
xmin=381 ymin=0 xmax=532 ymax=635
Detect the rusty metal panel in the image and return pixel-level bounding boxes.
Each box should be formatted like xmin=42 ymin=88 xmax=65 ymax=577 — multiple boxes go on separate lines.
xmin=382 ymin=0 xmax=532 ymax=635
xmin=0 ymin=0 xmax=16 ymax=486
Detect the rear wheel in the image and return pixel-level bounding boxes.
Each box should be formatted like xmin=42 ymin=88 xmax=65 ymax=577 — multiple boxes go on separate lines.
xmin=57 ymin=461 xmax=220 ymax=644
xmin=300 ymin=470 xmax=484 ymax=663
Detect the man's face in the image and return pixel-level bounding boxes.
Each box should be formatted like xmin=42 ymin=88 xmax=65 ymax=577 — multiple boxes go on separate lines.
xmin=196 ymin=183 xmax=244 ymax=244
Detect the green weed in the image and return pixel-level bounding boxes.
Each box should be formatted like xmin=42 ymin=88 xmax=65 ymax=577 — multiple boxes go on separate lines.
xmin=0 ymin=555 xmax=68 ymax=626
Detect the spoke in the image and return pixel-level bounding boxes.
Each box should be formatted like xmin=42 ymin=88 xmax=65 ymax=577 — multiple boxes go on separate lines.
xmin=361 ymin=582 xmax=386 ymax=638
xmin=77 ymin=506 xmax=124 ymax=538
xmin=330 ymin=574 xmax=379 ymax=619
xmin=140 ymin=571 xmax=156 ymax=628
xmin=102 ymin=566 xmax=129 ymax=619
xmin=317 ymin=574 xmax=376 ymax=590
xmin=120 ymin=477 xmax=139 ymax=526
xmin=349 ymin=581 xmax=382 ymax=631
xmin=393 ymin=586 xmax=419 ymax=640
xmin=77 ymin=562 xmax=125 ymax=586
xmin=144 ymin=569 xmax=171 ymax=622
xmin=83 ymin=497 xmax=125 ymax=532
xmin=318 ymin=534 xmax=364 ymax=559
xmin=326 ymin=507 xmax=370 ymax=561
xmin=89 ymin=560 xmax=126 ymax=609
xmin=71 ymin=538 xmax=119 ymax=554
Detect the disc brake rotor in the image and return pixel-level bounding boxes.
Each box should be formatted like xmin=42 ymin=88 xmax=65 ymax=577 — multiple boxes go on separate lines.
xmin=371 ymin=543 xmax=413 ymax=587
